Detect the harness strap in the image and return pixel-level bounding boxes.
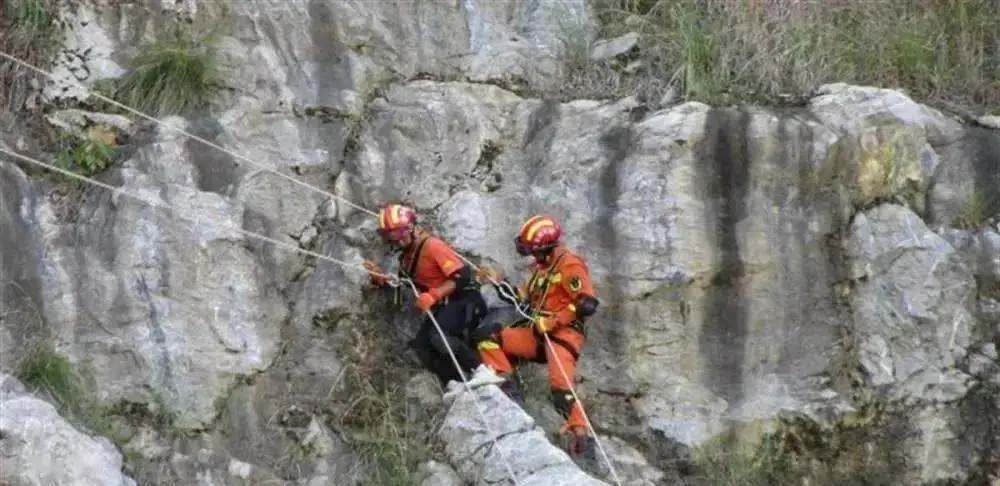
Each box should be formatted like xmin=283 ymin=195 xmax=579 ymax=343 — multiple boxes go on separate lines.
xmin=394 ymin=235 xmax=431 ymax=307
xmin=525 ymin=251 xmax=568 ymax=318
xmin=399 ymin=235 xmax=431 ymax=289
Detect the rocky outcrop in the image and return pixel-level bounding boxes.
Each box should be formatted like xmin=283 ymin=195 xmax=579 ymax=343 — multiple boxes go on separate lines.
xmin=0 ymin=374 xmax=136 ymax=486
xmin=1 ymin=0 xmax=1000 ymax=485
xmin=4 ymin=117 xmax=289 ymax=430
xmin=844 ymin=204 xmax=977 ymax=481
xmin=439 ymin=384 xmax=609 ymax=485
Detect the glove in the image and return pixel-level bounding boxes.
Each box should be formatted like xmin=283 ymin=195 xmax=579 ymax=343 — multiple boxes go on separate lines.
xmin=415 ymin=292 xmax=437 ymax=313
xmin=363 ymin=260 xmax=389 ymax=286
xmin=534 ymin=316 xmax=551 ymax=334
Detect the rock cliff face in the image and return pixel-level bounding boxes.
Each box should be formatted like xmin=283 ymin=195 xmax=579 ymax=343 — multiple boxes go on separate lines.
xmin=1 ymin=1 xmax=999 ymax=485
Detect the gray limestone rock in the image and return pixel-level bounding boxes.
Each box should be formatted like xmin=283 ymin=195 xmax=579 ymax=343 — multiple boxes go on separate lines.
xmin=0 ymin=375 xmax=137 ymax=486
xmin=4 ymin=0 xmax=1000 ymax=481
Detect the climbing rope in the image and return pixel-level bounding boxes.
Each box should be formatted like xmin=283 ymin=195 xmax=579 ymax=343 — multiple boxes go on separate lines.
xmin=1 ymin=48 xmax=616 ymax=484
xmin=0 ymin=52 xmax=378 ymax=219
xmin=0 ymin=147 xmax=524 ymax=486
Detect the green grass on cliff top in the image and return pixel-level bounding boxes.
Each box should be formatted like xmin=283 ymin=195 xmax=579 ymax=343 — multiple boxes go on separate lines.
xmin=564 ymin=0 xmax=999 ymax=109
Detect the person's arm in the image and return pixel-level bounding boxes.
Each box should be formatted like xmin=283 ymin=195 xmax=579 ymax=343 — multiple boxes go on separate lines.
xmin=415 ymin=241 xmax=464 ymax=311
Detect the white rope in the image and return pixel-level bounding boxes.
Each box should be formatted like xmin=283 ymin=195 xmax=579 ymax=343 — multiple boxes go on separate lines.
xmin=398 ymin=278 xmax=523 ymax=485
xmin=0 ymin=51 xmax=378 ymax=219
xmin=0 ymin=148 xmax=390 ymax=282
xmin=0 ymin=146 xmax=524 ymax=486
xmin=2 ymin=48 xmax=611 ymax=483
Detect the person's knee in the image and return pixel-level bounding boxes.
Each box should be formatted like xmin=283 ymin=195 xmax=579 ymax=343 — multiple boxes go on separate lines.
xmin=551 ymin=389 xmax=577 ymax=418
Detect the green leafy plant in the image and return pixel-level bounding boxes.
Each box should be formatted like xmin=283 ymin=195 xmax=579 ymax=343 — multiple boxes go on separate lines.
xmin=54 ymin=134 xmax=115 ymax=176
xmin=104 ymin=24 xmax=222 ymax=117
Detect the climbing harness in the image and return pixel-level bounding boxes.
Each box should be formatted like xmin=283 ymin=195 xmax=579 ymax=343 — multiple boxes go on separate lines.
xmin=0 ymin=48 xmax=620 ymax=485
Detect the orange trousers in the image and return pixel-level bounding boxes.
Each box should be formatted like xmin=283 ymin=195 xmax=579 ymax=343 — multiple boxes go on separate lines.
xmin=478 ymin=325 xmax=589 ymax=434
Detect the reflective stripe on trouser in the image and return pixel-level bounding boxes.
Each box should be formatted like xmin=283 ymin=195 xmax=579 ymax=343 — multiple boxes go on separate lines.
xmin=477 ymin=326 xmax=588 ymax=431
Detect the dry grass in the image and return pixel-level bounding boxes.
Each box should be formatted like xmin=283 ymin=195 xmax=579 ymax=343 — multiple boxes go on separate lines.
xmin=688 ymin=425 xmax=902 ymax=486
xmin=323 ymin=303 xmax=446 ymax=486
xmin=0 ymin=0 xmax=63 ymax=112
xmin=953 ymin=187 xmax=1000 ymax=230
xmin=547 ymin=0 xmax=999 ymax=109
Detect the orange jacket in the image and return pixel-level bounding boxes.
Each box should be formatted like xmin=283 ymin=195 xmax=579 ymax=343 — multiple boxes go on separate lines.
xmin=399 ymin=232 xmax=465 ymax=295
xmin=519 ymin=245 xmax=596 ymax=331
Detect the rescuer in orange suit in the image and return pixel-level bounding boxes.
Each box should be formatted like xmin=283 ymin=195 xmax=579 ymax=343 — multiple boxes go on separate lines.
xmin=472 ymin=214 xmax=603 ymax=468
xmin=363 ymin=203 xmax=504 ymax=389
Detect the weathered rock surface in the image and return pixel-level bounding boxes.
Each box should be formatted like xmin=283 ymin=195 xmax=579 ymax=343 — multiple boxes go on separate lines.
xmin=2 ymin=0 xmax=1000 ymax=484
xmin=590 ymin=32 xmax=641 ymax=62
xmin=440 ymin=384 xmax=609 ymax=485
xmin=845 ymin=204 xmax=977 ymax=482
xmin=5 ymin=118 xmax=288 ymax=430
xmin=0 ymin=375 xmax=136 ymax=486
xmin=416 ymin=460 xmax=464 ymax=486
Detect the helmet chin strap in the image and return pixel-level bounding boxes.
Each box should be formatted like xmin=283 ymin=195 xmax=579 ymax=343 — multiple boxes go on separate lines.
xmin=532 ymin=247 xmax=555 ymax=266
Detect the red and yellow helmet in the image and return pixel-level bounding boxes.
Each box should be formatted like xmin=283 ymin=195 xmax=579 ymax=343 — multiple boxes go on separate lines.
xmin=515 ymin=215 xmax=561 ymax=256
xmin=377 ymin=203 xmax=417 ymax=242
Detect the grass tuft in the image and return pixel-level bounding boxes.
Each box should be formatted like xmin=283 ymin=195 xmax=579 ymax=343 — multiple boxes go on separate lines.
xmin=954 ymin=187 xmax=1000 ymax=230
xmin=101 ymin=24 xmax=222 ymax=117
xmin=547 ymin=0 xmax=1000 ymax=109
xmin=690 ymin=435 xmax=791 ymax=486
xmin=344 ymin=377 xmax=422 ymax=486
xmin=13 ymin=342 xmax=140 ymax=448
xmin=324 ymin=301 xmax=444 ymax=486
xmin=15 ymin=342 xmax=83 ymax=411
xmin=0 ymin=0 xmax=63 ymax=111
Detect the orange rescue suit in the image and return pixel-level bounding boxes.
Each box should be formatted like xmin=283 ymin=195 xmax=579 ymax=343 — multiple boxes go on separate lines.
xmin=478 ymin=245 xmax=597 ymax=434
